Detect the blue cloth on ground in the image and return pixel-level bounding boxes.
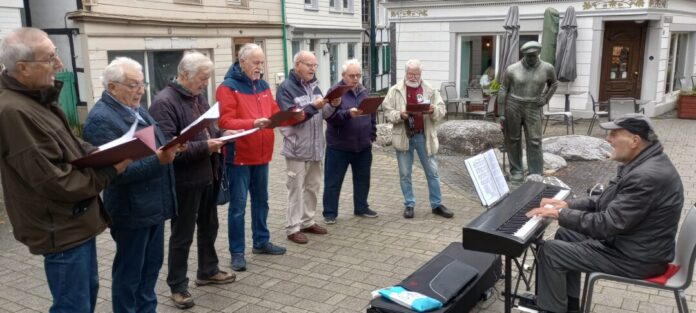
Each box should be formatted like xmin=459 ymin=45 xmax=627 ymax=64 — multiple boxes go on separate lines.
xmin=378 ymin=286 xmax=443 ymax=312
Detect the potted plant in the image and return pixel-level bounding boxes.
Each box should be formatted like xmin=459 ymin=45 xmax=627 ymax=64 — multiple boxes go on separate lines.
xmin=678 ymin=87 xmax=696 ymax=119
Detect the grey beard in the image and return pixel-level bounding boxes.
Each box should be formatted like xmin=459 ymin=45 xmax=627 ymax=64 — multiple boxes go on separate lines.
xmin=405 ymin=80 xmax=421 ymax=88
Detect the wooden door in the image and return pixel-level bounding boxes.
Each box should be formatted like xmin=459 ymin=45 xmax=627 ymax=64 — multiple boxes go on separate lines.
xmin=599 ymin=21 xmax=647 ymax=101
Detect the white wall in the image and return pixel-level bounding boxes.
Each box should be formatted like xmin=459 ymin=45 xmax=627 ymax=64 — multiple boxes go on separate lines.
xmin=0 ymin=0 xmax=23 ymax=41
xmin=394 ymin=21 xmax=450 ymax=88
xmin=285 ymin=0 xmax=360 ymax=29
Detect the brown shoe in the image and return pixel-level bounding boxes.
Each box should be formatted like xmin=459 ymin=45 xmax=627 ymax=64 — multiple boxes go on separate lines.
xmin=171 ymin=290 xmax=194 ymax=309
xmin=195 ymin=270 xmax=236 ymax=286
xmin=287 ymin=231 xmax=308 ymax=244
xmin=301 ymin=224 xmax=328 ymax=234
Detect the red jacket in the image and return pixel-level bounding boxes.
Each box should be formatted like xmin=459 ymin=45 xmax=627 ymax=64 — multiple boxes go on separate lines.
xmin=218 ymin=63 xmax=301 ymax=165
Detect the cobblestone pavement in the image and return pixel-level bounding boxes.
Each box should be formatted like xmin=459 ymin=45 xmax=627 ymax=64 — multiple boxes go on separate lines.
xmin=0 ymin=115 xmax=693 ymax=313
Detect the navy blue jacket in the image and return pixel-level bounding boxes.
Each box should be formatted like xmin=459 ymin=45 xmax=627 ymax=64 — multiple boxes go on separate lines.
xmin=325 ymin=81 xmax=376 ymax=152
xmin=83 ymin=91 xmax=177 ymax=229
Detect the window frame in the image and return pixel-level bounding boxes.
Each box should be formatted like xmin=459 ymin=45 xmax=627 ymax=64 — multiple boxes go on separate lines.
xmin=343 ymin=0 xmax=354 ymax=13
xmin=304 ymin=0 xmax=319 ymax=11
xmin=173 ymin=0 xmax=202 ymax=5
xmin=226 ymin=0 xmax=249 ymax=8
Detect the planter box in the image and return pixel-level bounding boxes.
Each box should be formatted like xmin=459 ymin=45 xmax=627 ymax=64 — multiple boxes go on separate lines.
xmin=678 ymin=95 xmax=696 ymax=119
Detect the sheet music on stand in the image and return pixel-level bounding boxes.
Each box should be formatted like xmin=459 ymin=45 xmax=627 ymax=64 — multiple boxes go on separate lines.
xmin=464 ymin=149 xmax=509 ymax=207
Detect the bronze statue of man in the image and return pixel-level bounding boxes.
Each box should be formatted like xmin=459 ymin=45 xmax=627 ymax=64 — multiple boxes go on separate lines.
xmin=498 ymin=41 xmax=558 ymax=182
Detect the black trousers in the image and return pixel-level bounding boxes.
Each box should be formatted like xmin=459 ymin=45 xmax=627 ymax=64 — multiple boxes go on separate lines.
xmin=537 ymin=228 xmax=665 ymax=312
xmin=167 ymin=183 xmax=220 ymax=293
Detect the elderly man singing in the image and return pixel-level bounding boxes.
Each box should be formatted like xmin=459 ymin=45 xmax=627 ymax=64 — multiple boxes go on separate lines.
xmin=0 ymin=27 xmax=131 ymax=313
xmin=382 ymin=59 xmax=453 ymax=220
xmin=83 ymin=57 xmax=183 ymax=313
xmin=149 ymin=51 xmax=236 ymax=309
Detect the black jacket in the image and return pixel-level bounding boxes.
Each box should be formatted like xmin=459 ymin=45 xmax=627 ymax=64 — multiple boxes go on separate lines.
xmin=149 ymin=81 xmax=221 ymax=189
xmin=561 ymin=141 xmax=684 ymax=264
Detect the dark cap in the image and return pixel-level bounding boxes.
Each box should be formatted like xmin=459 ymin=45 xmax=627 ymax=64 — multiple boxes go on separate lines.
xmin=599 ymin=113 xmax=655 ymax=140
xmin=520 ymin=41 xmax=542 ymax=54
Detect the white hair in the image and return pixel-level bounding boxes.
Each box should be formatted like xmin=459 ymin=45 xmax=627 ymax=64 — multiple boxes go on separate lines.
xmin=404 ymin=59 xmax=423 ymax=72
xmin=101 ymin=57 xmax=143 ymax=89
xmin=341 ymin=59 xmax=361 ymax=74
xmin=0 ymin=27 xmax=48 ymax=72
xmin=293 ymin=50 xmax=315 ymax=65
xmin=238 ymin=43 xmax=263 ymax=61
xmin=178 ymin=50 xmax=213 ymax=80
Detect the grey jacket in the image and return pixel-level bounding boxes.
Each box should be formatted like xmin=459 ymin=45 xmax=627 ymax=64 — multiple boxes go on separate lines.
xmin=560 ymin=141 xmax=684 ymax=264
xmin=276 ymin=70 xmax=331 ymax=161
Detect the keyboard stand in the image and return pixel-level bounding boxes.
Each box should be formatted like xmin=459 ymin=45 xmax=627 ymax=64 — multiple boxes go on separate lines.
xmin=502 ymin=232 xmax=544 ymax=313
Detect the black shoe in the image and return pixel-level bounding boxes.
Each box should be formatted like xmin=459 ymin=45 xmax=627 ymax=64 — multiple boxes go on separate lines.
xmin=432 ymin=205 xmax=454 ymax=218
xmin=403 ymin=206 xmax=414 ymax=219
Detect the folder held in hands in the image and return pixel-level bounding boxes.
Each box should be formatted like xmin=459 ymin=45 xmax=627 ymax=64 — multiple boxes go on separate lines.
xmin=72 ymin=120 xmax=156 ymax=168
xmin=357 ymin=97 xmax=385 ymax=115
xmin=324 ymin=85 xmax=353 ymax=102
xmin=161 ymin=102 xmax=220 ymax=150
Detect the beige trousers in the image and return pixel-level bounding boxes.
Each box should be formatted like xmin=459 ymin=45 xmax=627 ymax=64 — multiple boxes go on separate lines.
xmin=285 ymin=159 xmax=322 ymax=235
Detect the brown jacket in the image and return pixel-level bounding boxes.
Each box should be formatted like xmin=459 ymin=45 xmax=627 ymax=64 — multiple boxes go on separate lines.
xmin=0 ymin=72 xmax=115 ymax=255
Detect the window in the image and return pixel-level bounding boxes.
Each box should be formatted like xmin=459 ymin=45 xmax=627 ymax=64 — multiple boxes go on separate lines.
xmin=382 ymin=44 xmax=391 ymax=74
xmin=291 ymin=40 xmax=301 ymax=60
xmin=330 ymin=0 xmax=352 ymax=13
xmin=348 ymin=43 xmax=355 ymax=59
xmin=173 ymin=0 xmax=201 ymax=5
xmin=226 ymin=0 xmax=249 ymax=8
xmin=665 ymin=33 xmax=689 ymax=93
xmin=329 ymin=0 xmax=340 ymax=12
xmin=304 ymin=0 xmax=318 ymax=10
xmin=107 ymin=50 xmax=211 ymax=108
xmin=343 ymin=0 xmax=353 ymax=13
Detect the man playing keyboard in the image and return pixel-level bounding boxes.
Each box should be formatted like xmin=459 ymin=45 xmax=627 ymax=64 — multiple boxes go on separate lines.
xmin=525 ymin=113 xmax=684 ymax=313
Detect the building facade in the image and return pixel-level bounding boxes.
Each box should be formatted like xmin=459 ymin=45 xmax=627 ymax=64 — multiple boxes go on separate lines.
xmin=384 ymin=0 xmax=696 ymax=117
xmin=24 ymin=0 xmax=284 ymax=113
xmin=0 ymin=0 xmax=24 ymax=42
xmin=286 ymin=0 xmax=362 ymax=92
xmin=363 ymin=0 xmax=393 ymax=92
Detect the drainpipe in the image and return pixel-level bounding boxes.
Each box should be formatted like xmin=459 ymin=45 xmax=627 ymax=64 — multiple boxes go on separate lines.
xmin=370 ymin=0 xmax=377 ymax=91
xmin=281 ymin=0 xmax=289 ymax=76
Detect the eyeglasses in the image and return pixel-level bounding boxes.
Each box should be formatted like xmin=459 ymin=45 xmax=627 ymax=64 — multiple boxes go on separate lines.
xmin=301 ymin=61 xmax=319 ymax=69
xmin=406 ymin=72 xmax=421 ymax=78
xmin=18 ymin=48 xmax=60 ymax=67
xmin=346 ymin=74 xmax=362 ymax=79
xmin=115 ymin=81 xmax=149 ymax=90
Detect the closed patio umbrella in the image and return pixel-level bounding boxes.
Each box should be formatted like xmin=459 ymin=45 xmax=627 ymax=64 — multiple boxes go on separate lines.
xmin=555 ymin=6 xmax=578 ymax=82
xmin=540 ymin=8 xmax=560 ymax=65
xmin=497 ymin=6 xmax=519 ymax=84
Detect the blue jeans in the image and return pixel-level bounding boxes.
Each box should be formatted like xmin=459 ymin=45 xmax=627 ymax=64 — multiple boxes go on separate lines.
xmin=395 ymin=133 xmax=442 ymax=208
xmin=110 ymin=223 xmax=164 ymax=313
xmin=44 ymin=238 xmax=98 ymax=313
xmin=323 ymin=146 xmax=372 ymax=219
xmin=227 ymin=163 xmax=270 ymax=254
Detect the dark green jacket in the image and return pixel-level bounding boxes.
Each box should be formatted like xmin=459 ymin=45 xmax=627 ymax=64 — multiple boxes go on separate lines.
xmin=0 ymin=72 xmax=115 ymax=255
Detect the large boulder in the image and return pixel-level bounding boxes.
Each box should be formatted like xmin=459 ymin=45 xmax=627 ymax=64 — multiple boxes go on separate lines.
xmin=519 ymin=151 xmax=568 ymax=174
xmin=375 ymin=123 xmax=393 ymax=147
xmin=542 ymin=135 xmax=611 ymax=161
xmin=437 ymin=120 xmax=504 ymax=156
